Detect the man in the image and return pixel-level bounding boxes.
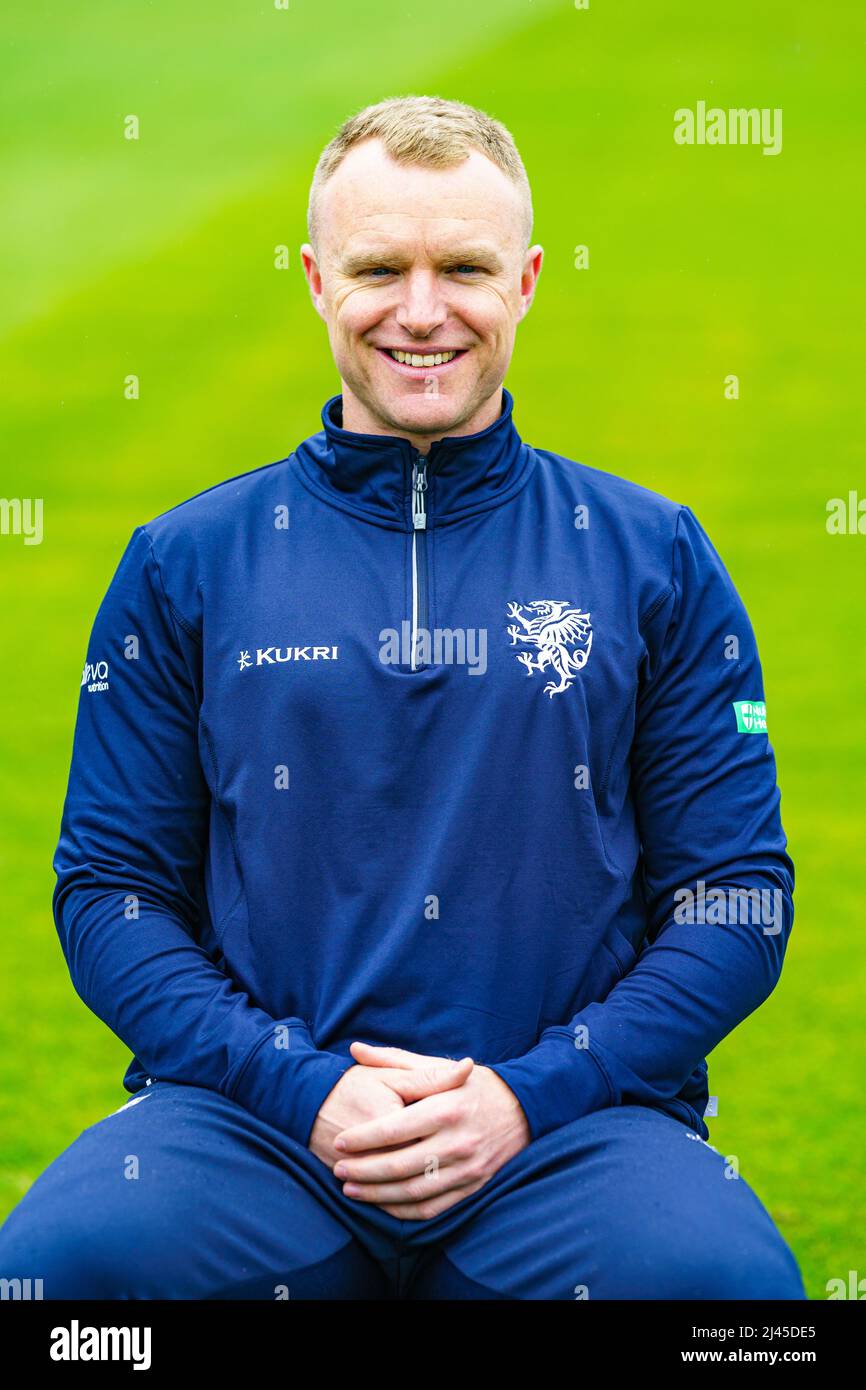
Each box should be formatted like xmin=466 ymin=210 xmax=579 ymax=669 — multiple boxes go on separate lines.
xmin=0 ymin=95 xmax=805 ymax=1299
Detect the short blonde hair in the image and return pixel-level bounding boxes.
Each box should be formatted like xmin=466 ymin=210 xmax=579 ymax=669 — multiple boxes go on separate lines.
xmin=307 ymin=94 xmax=533 ymax=253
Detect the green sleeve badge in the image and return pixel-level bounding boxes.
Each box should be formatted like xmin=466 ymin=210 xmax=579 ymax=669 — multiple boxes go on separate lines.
xmin=733 ymin=699 xmax=767 ymax=733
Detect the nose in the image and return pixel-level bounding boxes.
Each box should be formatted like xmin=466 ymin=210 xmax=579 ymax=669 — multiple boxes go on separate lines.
xmin=394 ymin=268 xmax=448 ymax=340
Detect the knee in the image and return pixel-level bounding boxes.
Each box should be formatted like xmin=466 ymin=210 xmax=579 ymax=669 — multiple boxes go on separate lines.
xmin=705 ymin=1238 xmax=806 ymax=1300
xmin=0 ymin=1199 xmax=122 ymax=1300
xmin=649 ymin=1229 xmax=806 ymax=1301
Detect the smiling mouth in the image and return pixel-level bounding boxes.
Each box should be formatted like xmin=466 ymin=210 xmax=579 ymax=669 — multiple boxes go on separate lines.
xmin=378 ymin=347 xmax=468 ymax=367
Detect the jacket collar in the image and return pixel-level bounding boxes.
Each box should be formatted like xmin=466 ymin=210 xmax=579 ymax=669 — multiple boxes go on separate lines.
xmin=292 ymin=386 xmax=535 ymax=529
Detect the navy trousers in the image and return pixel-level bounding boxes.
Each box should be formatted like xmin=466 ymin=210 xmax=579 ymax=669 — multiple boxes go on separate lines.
xmin=0 ymin=1081 xmax=806 ymax=1300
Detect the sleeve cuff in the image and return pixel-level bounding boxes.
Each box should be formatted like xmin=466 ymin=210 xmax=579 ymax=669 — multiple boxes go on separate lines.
xmin=227 ymin=1021 xmax=355 ymax=1148
xmin=487 ymin=1030 xmax=614 ymax=1141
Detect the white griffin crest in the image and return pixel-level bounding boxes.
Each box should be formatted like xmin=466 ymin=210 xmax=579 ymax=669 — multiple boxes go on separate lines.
xmin=506 ymin=600 xmax=593 ymax=698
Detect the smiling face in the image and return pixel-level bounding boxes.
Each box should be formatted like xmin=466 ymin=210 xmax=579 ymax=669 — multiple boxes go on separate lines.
xmin=301 ymin=139 xmax=543 ymax=448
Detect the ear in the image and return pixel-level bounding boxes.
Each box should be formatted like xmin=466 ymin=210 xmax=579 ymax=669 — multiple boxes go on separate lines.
xmin=300 ymin=243 xmax=327 ymax=323
xmin=518 ymin=244 xmax=544 ymax=321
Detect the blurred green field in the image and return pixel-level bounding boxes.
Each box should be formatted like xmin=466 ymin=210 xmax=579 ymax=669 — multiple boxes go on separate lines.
xmin=1 ymin=1 xmax=864 ymax=1298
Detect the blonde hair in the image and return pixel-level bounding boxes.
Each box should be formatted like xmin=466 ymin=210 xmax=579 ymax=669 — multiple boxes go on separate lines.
xmin=307 ymin=94 xmax=533 ymax=253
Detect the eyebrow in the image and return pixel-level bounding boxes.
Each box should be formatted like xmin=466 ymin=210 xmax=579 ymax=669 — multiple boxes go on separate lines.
xmin=340 ymin=244 xmax=504 ymax=275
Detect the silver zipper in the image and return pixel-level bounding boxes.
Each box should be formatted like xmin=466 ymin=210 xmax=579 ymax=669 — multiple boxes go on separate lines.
xmin=412 ymin=459 xmax=428 ymax=530
xmin=410 ymin=459 xmax=428 ymax=671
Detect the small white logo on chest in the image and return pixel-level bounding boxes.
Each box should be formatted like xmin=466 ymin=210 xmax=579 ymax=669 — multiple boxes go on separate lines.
xmin=237 ymin=645 xmax=339 ymax=670
xmin=506 ymin=600 xmax=592 ymax=697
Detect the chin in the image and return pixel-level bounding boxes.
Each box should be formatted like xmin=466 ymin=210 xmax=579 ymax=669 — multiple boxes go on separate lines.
xmin=374 ymin=388 xmax=475 ymax=434
xmin=392 ymin=402 xmax=471 ymax=437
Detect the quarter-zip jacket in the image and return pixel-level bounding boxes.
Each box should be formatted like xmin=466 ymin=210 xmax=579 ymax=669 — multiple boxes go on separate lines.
xmin=54 ymin=387 xmax=794 ymax=1148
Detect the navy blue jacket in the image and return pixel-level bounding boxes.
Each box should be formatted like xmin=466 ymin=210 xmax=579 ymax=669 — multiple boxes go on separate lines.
xmin=54 ymin=387 xmax=794 ymax=1146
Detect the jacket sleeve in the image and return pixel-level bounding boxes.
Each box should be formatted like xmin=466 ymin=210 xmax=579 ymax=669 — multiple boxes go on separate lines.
xmin=53 ymin=525 xmax=353 ymax=1146
xmin=488 ymin=504 xmax=795 ymax=1142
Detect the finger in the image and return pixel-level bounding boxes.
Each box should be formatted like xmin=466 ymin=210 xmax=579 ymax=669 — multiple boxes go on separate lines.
xmin=336 ymin=1091 xmax=455 ymax=1154
xmin=385 ymin=1057 xmax=473 ymax=1104
xmin=349 ymin=1041 xmax=458 ymax=1069
xmin=335 ymin=1139 xmax=447 ymax=1185
xmin=342 ymin=1162 xmax=475 ymax=1207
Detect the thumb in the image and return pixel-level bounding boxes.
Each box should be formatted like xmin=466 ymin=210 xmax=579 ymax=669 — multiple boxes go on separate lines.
xmin=385 ymin=1056 xmax=474 ymax=1103
xmin=349 ymin=1041 xmax=453 ymax=1069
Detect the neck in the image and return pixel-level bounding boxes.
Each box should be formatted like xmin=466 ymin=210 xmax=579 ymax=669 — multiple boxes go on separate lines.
xmin=339 ymin=384 xmax=504 ymax=452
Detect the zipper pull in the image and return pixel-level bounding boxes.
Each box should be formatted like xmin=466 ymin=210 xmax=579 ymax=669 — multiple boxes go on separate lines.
xmin=412 ymin=456 xmax=428 ymax=530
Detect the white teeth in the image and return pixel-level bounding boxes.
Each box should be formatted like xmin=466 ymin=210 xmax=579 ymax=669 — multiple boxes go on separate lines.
xmin=388 ymin=349 xmax=459 ymax=366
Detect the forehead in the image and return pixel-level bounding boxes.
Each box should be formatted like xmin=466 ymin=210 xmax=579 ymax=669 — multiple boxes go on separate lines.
xmin=317 ymin=138 xmax=524 ymax=258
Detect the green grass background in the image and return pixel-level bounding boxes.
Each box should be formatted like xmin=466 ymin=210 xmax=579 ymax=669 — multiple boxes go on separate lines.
xmin=1 ymin=1 xmax=863 ymax=1298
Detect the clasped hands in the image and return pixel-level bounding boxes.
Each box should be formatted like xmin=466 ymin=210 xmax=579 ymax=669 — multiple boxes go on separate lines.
xmin=308 ymin=1041 xmax=530 ymax=1221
